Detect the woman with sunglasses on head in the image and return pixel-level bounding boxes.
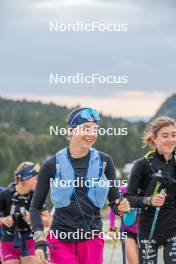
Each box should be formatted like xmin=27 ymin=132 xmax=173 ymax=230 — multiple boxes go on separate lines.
xmin=30 ymin=107 xmax=130 ymax=264
xmin=126 ymin=116 xmax=176 ymax=264
xmin=0 ymin=162 xmax=51 ymax=264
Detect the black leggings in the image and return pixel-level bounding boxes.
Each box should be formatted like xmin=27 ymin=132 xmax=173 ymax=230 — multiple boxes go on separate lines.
xmin=139 ymin=236 xmax=176 ymax=264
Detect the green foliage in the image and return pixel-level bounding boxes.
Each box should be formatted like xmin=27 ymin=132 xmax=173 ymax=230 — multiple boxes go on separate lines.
xmin=0 ymin=97 xmax=146 ymax=187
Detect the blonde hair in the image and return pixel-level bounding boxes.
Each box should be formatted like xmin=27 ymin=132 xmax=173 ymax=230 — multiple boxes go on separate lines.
xmin=143 ymin=116 xmax=176 ymax=149
xmin=15 ymin=161 xmax=34 ymax=184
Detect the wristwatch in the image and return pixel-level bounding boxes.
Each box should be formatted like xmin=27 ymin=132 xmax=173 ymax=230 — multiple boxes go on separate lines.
xmin=143 ymin=196 xmax=152 ymax=206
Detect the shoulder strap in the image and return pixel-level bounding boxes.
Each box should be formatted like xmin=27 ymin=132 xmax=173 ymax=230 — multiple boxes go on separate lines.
xmin=102 ymin=161 xmax=107 ymax=175
xmin=9 ymin=183 xmax=16 ymax=193
xmin=97 ymin=157 xmax=107 ymax=177
xmin=174 ymin=152 xmax=176 ymax=161
xmin=144 ymin=149 xmax=156 ymax=159
xmin=144 ymin=150 xmax=156 ymax=175
xmin=173 ymin=152 xmax=176 ymax=169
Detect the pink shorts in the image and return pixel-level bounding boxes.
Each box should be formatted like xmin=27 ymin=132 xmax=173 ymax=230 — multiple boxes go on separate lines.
xmin=47 ymin=235 xmax=104 ymax=264
xmin=0 ymin=239 xmax=35 ymax=261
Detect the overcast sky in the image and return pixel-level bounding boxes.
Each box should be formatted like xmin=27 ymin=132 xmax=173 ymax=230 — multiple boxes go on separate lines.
xmin=0 ymin=0 xmax=176 ymax=118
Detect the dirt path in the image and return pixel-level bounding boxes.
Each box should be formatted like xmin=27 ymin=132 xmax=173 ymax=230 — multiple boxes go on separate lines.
xmin=103 ymin=219 xmax=163 ymax=263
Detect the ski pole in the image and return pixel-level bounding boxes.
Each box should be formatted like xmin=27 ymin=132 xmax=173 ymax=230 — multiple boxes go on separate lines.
xmin=110 ymin=234 xmax=117 ymax=263
xmin=149 ymin=188 xmax=166 ymax=241
xmin=144 ymin=186 xmax=166 ymax=263
xmin=119 ymin=191 xmax=126 ymax=264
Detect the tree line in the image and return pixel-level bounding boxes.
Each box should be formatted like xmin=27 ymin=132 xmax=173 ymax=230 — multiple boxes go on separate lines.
xmin=0 ymin=97 xmax=147 ymax=186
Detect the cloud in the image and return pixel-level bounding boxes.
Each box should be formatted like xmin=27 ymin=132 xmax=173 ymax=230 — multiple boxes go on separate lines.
xmin=0 ymin=0 xmax=176 ymax=117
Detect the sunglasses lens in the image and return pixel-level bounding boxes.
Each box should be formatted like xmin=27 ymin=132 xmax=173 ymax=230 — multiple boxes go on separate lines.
xmin=80 ymin=109 xmax=100 ymax=121
xmin=92 ymin=109 xmax=100 ymax=120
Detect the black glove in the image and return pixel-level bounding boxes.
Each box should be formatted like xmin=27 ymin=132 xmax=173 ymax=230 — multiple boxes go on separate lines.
xmin=35 ymin=240 xmax=49 ymax=260
xmin=35 ymin=240 xmax=58 ymax=260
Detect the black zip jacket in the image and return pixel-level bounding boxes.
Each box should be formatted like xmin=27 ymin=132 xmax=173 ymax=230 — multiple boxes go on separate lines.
xmin=126 ymin=150 xmax=176 ymax=243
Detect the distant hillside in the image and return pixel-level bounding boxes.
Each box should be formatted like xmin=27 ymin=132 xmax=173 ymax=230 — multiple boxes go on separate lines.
xmin=154 ymin=94 xmax=176 ymax=119
xmin=0 ymin=97 xmax=146 ymax=186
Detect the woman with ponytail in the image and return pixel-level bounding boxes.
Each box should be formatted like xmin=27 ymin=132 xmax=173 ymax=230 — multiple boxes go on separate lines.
xmin=126 ymin=116 xmax=176 ymax=263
